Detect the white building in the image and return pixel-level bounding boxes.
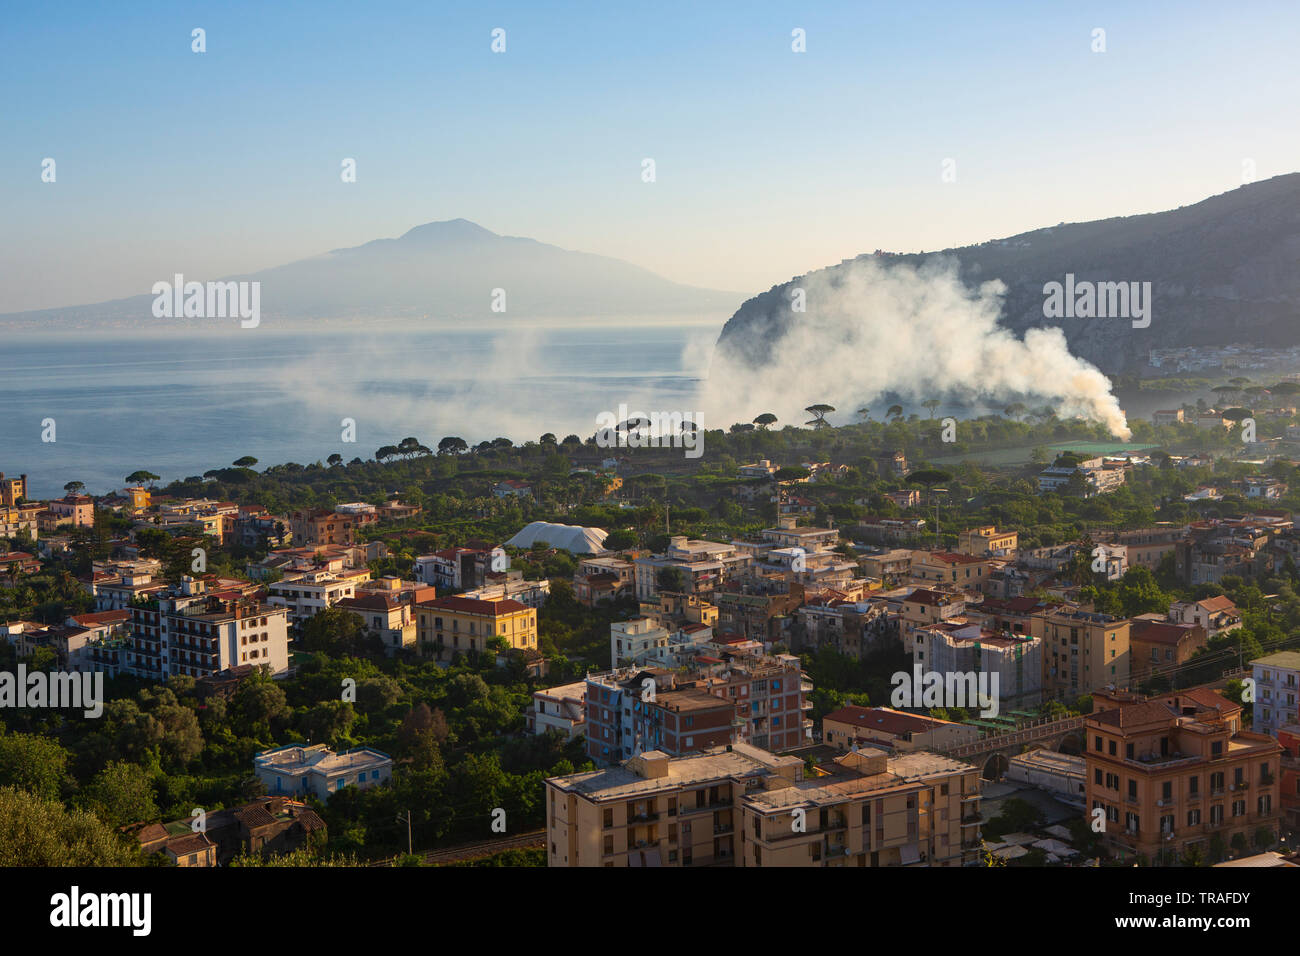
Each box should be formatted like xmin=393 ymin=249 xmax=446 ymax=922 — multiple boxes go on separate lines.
xmin=610 ymin=618 xmax=671 ymax=668
xmin=267 ymin=568 xmax=370 ymax=628
xmin=528 ymin=681 xmax=587 ymax=739
xmin=254 ymin=744 xmax=393 ymax=801
xmin=1251 ymin=651 xmax=1300 ymax=738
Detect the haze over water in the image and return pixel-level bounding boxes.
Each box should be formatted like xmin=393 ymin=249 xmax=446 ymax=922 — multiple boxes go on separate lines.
xmin=0 ymin=321 xmax=715 ymax=499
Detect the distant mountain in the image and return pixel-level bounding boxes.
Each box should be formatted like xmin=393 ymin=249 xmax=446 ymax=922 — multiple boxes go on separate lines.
xmin=0 ymin=219 xmax=736 ymax=327
xmin=714 ymin=173 xmax=1300 ymax=376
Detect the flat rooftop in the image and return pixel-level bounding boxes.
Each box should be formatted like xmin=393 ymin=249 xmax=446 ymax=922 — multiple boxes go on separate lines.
xmin=548 ymin=743 xmax=797 ymax=801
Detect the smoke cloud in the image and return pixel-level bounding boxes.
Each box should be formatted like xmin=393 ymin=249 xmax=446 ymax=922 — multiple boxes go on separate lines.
xmin=703 ymin=255 xmax=1131 ymax=439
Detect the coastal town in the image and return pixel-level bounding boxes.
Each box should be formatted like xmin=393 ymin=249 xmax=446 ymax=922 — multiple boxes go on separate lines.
xmin=4 ymin=389 xmax=1300 ymax=871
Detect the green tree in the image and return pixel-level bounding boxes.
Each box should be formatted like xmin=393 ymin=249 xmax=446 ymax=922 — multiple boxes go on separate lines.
xmin=81 ymin=761 xmax=159 ymax=828
xmin=0 ymin=787 xmax=142 ymax=866
xmin=0 ymin=731 xmax=71 ymax=800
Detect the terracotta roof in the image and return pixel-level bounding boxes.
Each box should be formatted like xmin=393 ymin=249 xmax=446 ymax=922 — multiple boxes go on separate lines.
xmin=905 ymin=588 xmax=953 ymax=605
xmin=236 ymin=804 xmax=279 ymax=830
xmin=1132 ymin=621 xmax=1199 ymax=645
xmin=1197 ymin=595 xmax=1238 ymax=613
xmin=337 ymin=593 xmax=403 ymax=612
xmin=166 ymin=833 xmax=213 ymax=856
xmin=823 ymin=705 xmax=954 ymax=735
xmin=68 ymin=609 xmax=131 ymax=626
xmin=419 ymin=595 xmax=530 ymax=615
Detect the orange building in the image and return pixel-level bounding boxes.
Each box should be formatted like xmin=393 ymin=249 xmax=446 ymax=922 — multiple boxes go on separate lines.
xmin=1085 ymin=688 xmax=1282 ymax=863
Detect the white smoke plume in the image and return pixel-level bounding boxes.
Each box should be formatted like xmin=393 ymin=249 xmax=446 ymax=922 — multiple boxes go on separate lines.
xmin=703 ymin=255 xmax=1131 ymax=439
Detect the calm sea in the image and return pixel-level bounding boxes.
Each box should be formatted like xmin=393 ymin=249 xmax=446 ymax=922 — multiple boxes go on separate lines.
xmin=0 ymin=320 xmax=718 ymax=499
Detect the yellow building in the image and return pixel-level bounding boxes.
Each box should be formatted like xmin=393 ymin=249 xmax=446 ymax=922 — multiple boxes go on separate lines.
xmin=416 ymin=595 xmax=537 ymax=662
xmin=126 ymin=486 xmax=152 ymax=511
xmin=957 ymin=526 xmax=1018 ymax=557
xmin=1029 ymin=605 xmax=1130 ymax=700
xmin=0 ymin=472 xmax=28 ymax=507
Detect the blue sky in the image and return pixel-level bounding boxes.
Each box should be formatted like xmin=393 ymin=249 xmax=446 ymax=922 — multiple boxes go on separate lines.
xmin=3 ymin=0 xmax=1299 ymax=311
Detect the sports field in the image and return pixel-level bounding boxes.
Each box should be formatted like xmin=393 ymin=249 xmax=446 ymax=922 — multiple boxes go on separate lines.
xmin=931 ymin=440 xmax=1161 ymax=467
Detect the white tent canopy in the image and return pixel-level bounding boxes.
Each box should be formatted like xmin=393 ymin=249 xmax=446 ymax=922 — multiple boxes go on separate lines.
xmin=505 ymin=521 xmax=609 ymax=554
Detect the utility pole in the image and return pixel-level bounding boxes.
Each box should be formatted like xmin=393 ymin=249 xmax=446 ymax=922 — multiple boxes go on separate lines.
xmin=397 ymin=810 xmax=412 ymax=855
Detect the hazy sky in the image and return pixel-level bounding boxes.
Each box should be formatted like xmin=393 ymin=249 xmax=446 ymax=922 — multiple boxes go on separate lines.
xmin=3 ymin=0 xmax=1299 ymax=313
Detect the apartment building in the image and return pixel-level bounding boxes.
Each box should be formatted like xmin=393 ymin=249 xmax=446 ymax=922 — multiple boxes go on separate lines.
xmin=957 ymin=526 xmax=1018 ymax=557
xmin=912 ymin=623 xmax=1044 ymax=709
xmin=1091 ymin=525 xmax=1185 ymax=571
xmin=694 ymin=654 xmax=811 ymax=752
xmin=413 ymin=546 xmax=490 ymax=591
xmin=585 ymin=652 xmax=811 ymax=764
xmin=860 ymin=548 xmax=912 ymax=584
xmin=857 ymin=516 xmax=927 ymax=544
xmin=634 ymin=536 xmax=750 ymax=602
xmin=127 ymin=582 xmax=291 ymax=680
xmin=713 ymin=585 xmax=804 ymax=646
xmin=45 ymin=494 xmax=94 ymax=529
xmin=0 ymin=503 xmax=41 ymax=540
xmin=335 ymin=590 xmax=416 ymax=654
xmin=61 ymin=609 xmax=132 ymax=676
xmin=267 ymin=568 xmax=371 ymax=628
xmin=573 ymin=555 xmax=636 ymax=606
xmin=527 ymin=681 xmax=587 ymax=739
xmin=254 ymin=744 xmax=393 ymax=801
xmin=1174 ymin=522 xmax=1275 ymax=586
xmin=899 ymin=587 xmax=968 ymax=653
xmin=610 ymin=617 xmax=671 ymax=668
xmin=461 ymin=572 xmax=551 ymax=609
xmin=93 ymin=570 xmax=170 ymax=611
xmin=1251 ymin=651 xmax=1300 ymax=738
xmin=289 ymin=508 xmax=365 ymax=547
xmin=741 ymin=747 xmax=981 ymax=867
xmin=795 ymin=598 xmax=895 ymax=658
xmin=1085 ymin=689 xmax=1282 ymax=863
xmin=909 ymin=552 xmax=995 ymax=591
xmin=1029 ymin=606 xmax=1130 ymax=700
xmin=414 ymin=595 xmax=537 ymax=662
xmin=546 ymin=740 xmax=982 ymax=868
xmin=1169 ymin=595 xmax=1242 ymax=638
xmin=1278 ymin=724 xmax=1300 ymax=834
xmin=547 ymin=744 xmax=799 ymax=866
xmin=1129 ymin=620 xmax=1207 ymax=688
